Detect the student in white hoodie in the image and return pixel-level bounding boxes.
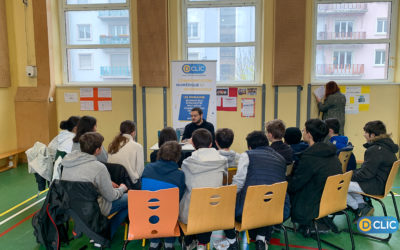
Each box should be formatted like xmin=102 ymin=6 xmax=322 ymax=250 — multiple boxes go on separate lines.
xmin=180 ymin=128 xmax=228 ymax=250
xmin=107 ymin=120 xmax=144 ymax=186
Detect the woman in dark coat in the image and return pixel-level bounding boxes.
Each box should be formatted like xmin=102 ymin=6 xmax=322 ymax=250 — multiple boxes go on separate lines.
xmin=315 ymin=81 xmax=346 ymax=135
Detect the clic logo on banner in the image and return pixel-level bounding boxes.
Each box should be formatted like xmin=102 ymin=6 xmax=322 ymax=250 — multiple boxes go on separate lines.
xmin=357 ymin=216 xmax=398 ymax=234
xmin=182 ymin=64 xmax=206 ymax=74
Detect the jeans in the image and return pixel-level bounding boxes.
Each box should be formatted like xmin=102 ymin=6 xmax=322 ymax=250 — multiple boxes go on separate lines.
xmin=109 ymin=193 xmax=128 ymax=238
xmin=347 ymin=181 xmax=365 ymax=210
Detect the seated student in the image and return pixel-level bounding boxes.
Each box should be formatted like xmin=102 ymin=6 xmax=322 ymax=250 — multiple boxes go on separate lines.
xmin=108 ymin=120 xmax=144 ymax=186
xmin=61 ymin=132 xmax=128 ymax=239
xmin=141 ymin=141 xmax=186 ymax=250
xmin=266 ymin=119 xmax=293 ymax=165
xmin=215 ymin=128 xmax=240 ymax=168
xmin=72 ymin=116 xmax=108 ymax=163
xmin=284 ymin=127 xmax=308 ymax=165
xmin=325 ymin=118 xmax=356 ymax=171
xmin=230 ymin=131 xmax=290 ymax=250
xmin=179 ymin=129 xmax=228 ymax=250
xmin=347 ymin=121 xmax=398 ymax=221
xmin=288 ymin=119 xmax=341 ymax=235
xmin=150 ymin=127 xmax=185 ymax=167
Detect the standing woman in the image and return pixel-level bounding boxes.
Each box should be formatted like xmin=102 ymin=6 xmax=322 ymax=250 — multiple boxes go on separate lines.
xmin=315 ymin=81 xmax=346 ymax=135
xmin=72 ymin=116 xmax=108 ymax=162
xmin=108 ymin=120 xmax=144 ymax=186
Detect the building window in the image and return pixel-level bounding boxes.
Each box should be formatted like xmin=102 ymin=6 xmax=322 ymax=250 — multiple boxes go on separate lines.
xmin=314 ymin=1 xmax=397 ymax=82
xmin=61 ymin=0 xmax=131 ymax=83
xmin=183 ymin=0 xmax=261 ymax=84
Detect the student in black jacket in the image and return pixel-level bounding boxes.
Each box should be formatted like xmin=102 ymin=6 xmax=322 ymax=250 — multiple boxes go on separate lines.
xmin=150 ymin=127 xmax=185 ymax=167
xmin=347 ymin=121 xmax=398 ymax=220
xmin=266 ymin=119 xmax=293 ymax=165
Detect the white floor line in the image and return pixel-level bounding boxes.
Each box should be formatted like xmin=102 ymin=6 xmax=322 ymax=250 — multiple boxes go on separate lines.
xmin=0 ymin=197 xmax=45 ymax=226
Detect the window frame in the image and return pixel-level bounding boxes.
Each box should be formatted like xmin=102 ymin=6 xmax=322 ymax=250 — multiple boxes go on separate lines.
xmin=312 ymin=0 xmax=398 ymax=84
xmin=374 ymin=49 xmax=386 ymax=65
xmin=59 ymin=0 xmax=132 ymax=86
xmin=78 ymin=53 xmax=93 ymax=70
xmin=77 ymin=24 xmax=92 ymax=40
xmin=182 ymin=0 xmax=262 ymax=86
xmin=376 ymin=18 xmax=388 ymax=34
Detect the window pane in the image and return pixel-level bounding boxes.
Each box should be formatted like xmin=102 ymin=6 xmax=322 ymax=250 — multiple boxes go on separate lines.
xmin=188 ymin=46 xmax=255 ymax=81
xmin=79 ymin=54 xmax=92 ymax=69
xmin=316 ymin=2 xmax=391 ymax=40
xmin=67 ymin=0 xmax=126 ymax=4
xmin=68 ymin=48 xmax=131 ymax=82
xmin=66 ymin=10 xmax=130 ymax=45
xmin=187 ymin=6 xmax=255 ymax=43
xmin=315 ymin=44 xmax=388 ymax=80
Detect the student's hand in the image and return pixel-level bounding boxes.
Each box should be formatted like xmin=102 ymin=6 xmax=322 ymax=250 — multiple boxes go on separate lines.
xmin=314 ymin=94 xmax=321 ymax=103
xmin=111 ymin=181 xmax=119 ymax=188
xmin=119 ymin=184 xmax=128 ymax=192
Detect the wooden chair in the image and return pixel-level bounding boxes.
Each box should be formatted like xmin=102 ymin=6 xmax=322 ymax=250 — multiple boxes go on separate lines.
xmin=179 ymin=185 xmax=237 ymax=236
xmin=286 ymin=163 xmax=294 ymax=176
xmin=338 ymin=150 xmax=352 ymax=173
xmin=223 ymin=167 xmax=237 ymax=185
xmin=352 ymin=160 xmax=400 ymax=242
xmin=313 ymin=171 xmax=355 ymax=250
xmin=122 ymin=188 xmax=180 ymax=250
xmin=235 ymin=182 xmax=289 ymax=250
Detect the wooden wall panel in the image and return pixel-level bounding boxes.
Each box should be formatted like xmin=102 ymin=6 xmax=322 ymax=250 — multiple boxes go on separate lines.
xmin=0 ymin=0 xmax=11 ymax=87
xmin=273 ymin=0 xmax=306 ymax=86
xmin=137 ymin=0 xmax=169 ymax=87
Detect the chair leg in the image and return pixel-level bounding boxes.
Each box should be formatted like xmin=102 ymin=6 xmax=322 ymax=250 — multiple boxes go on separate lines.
xmin=390 ymin=191 xmax=400 ymax=222
xmin=281 ymin=225 xmax=289 ymax=250
xmin=142 ymin=239 xmax=146 ymax=247
xmin=313 ymin=220 xmax=322 ymax=250
xmin=342 ymin=210 xmax=355 ymax=250
xmin=122 ymin=240 xmax=129 ymax=250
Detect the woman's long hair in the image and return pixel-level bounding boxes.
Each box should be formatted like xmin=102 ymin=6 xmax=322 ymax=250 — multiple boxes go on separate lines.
xmin=60 ymin=116 xmax=80 ymax=132
xmin=324 ymin=81 xmax=340 ymax=99
xmin=73 ymin=116 xmax=97 ymax=143
xmin=108 ymin=120 xmax=136 ymax=154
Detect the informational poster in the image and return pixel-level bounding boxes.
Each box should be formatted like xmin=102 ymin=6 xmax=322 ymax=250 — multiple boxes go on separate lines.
xmin=339 ymin=86 xmax=370 ymax=114
xmin=241 ymin=98 xmax=255 ymax=117
xmin=64 ymin=93 xmax=78 ymax=103
xmin=80 ymin=87 xmax=112 ymax=111
xmin=217 ymin=87 xmax=237 ymax=111
xmin=171 ymin=61 xmax=217 ymax=129
xmin=247 ymin=88 xmax=257 ymax=96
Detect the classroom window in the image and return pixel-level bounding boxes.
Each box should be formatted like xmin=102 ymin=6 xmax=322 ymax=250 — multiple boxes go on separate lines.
xmin=61 ymin=1 xmax=131 ymax=84
xmin=183 ymin=0 xmax=261 ymax=84
xmin=313 ymin=1 xmax=397 ymax=82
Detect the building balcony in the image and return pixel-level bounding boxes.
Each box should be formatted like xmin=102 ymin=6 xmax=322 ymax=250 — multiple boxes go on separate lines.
xmin=318 ymin=32 xmax=366 ymax=40
xmin=318 ymin=3 xmax=368 ymax=13
xmin=316 ymin=64 xmax=364 ymax=76
xmin=98 ymin=10 xmax=128 ymax=18
xmin=100 ymin=66 xmax=131 ymax=78
xmin=99 ymin=35 xmax=130 ymax=44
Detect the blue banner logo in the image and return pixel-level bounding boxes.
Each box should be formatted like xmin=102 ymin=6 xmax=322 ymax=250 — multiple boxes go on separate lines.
xmin=357 ymin=216 xmax=398 ymax=234
xmin=182 ymin=64 xmax=206 ymax=74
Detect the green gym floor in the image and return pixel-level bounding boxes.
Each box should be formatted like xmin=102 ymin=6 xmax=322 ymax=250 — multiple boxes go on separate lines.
xmin=1 ymin=164 xmax=400 ymax=250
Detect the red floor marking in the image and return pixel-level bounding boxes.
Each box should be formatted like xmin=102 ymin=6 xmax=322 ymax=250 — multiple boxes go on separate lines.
xmin=270 ymin=238 xmax=327 ymax=250
xmin=0 ymin=209 xmax=39 ymax=238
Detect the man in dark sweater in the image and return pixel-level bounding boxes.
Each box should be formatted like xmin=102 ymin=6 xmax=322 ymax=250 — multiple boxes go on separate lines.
xmin=182 ymin=107 xmax=215 ymax=146
xmin=266 ymin=119 xmax=293 ymax=165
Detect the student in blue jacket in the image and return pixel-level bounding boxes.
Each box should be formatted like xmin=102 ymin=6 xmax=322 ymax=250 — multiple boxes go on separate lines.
xmin=141 ymin=141 xmax=186 ymax=250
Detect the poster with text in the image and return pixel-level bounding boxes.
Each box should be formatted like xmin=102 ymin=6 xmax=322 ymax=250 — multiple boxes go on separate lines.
xmin=171 ymin=61 xmax=217 ymax=129
xmin=217 ymin=87 xmax=237 ymax=111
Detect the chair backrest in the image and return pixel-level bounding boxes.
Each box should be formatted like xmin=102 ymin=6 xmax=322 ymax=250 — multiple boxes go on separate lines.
xmin=338 ymin=150 xmax=353 ymax=173
xmin=239 ymin=182 xmax=288 ymax=231
xmin=286 ymin=163 xmax=294 ymax=176
xmin=186 ymin=185 xmax=237 ymax=235
xmin=317 ymin=171 xmax=352 ymax=219
xmin=223 ymin=167 xmax=237 ymax=185
xmin=127 ymin=188 xmax=180 ymax=240
xmin=383 ymin=160 xmax=400 ymax=196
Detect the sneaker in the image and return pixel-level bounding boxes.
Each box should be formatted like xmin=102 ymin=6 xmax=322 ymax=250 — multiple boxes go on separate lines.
xmin=93 ymin=243 xmax=102 ymax=248
xmin=197 ymin=243 xmax=207 ymax=250
xmin=164 ymin=246 xmax=175 ymax=250
xmin=254 ymin=240 xmax=266 ymax=250
xmin=227 ymin=240 xmax=239 ymax=250
xmin=149 ymin=242 xmax=162 ymax=250
xmin=184 ymin=240 xmax=197 ymax=250
xmin=358 ymin=203 xmax=375 ymax=217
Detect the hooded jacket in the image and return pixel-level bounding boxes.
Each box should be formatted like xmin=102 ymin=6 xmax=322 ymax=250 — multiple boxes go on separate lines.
xmin=48 ymin=130 xmax=75 ymax=155
xmin=330 ymin=135 xmax=349 ymax=150
xmin=352 ymin=135 xmax=398 ymax=195
xmin=288 ymin=142 xmax=342 ymax=225
xmin=61 ymin=151 xmax=126 ymax=216
xmin=179 ymin=148 xmax=228 ymax=224
xmin=218 ymin=150 xmax=240 ymax=167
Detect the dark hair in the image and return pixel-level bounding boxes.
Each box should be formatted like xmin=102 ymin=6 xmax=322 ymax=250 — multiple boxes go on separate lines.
xmin=246 ymin=131 xmax=269 ymax=149
xmin=305 ymin=119 xmax=328 ymax=143
xmin=325 ymin=81 xmax=340 ymax=98
xmin=80 ymin=132 xmax=104 ymax=155
xmin=192 ymin=128 xmax=212 ymax=149
xmin=60 ymin=116 xmax=80 ymax=132
xmin=157 ymin=141 xmax=182 ymax=162
xmin=284 ymin=127 xmax=302 ymax=145
xmin=266 ymin=119 xmax=286 ymax=139
xmin=215 ymin=128 xmax=234 ymax=149
xmin=108 ymin=120 xmax=136 ymax=154
xmin=191 ymin=107 xmax=203 ymax=115
xmin=73 ymin=116 xmax=97 ymax=143
xmin=159 ymin=127 xmax=177 ymax=147
xmin=325 ymin=118 xmax=340 ymax=134
xmin=363 ymin=120 xmax=387 ymax=136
